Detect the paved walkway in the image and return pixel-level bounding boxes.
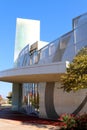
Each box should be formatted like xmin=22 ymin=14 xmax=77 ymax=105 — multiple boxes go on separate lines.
xmin=0 ymin=107 xmax=60 ymax=130
xmin=0 ymin=119 xmax=59 ymax=130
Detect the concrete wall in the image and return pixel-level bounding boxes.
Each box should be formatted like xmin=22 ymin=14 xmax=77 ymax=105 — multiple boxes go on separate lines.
xmin=39 ymin=82 xmax=87 ymax=119
xmin=54 ymin=82 xmax=87 ymax=115
xmin=12 ymin=83 xmax=22 ymax=111
xmin=39 ymin=83 xmax=47 ymax=118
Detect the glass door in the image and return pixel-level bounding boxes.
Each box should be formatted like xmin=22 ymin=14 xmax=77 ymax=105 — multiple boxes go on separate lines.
xmin=23 ymin=83 xmax=39 ymax=116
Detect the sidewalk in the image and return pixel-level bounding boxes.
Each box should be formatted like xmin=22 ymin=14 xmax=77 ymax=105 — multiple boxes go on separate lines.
xmin=0 ymin=119 xmax=59 ymax=130
xmin=0 ymin=106 xmax=60 ymax=130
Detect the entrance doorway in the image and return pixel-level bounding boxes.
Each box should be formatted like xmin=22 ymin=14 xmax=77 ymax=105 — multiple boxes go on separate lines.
xmin=22 ymin=83 xmax=39 ymax=116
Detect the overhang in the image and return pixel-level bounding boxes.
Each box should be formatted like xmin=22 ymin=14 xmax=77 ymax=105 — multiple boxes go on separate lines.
xmin=0 ymin=62 xmax=68 ymax=83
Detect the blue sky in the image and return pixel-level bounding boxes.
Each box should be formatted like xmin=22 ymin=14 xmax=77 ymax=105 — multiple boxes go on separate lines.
xmin=0 ymin=0 xmax=87 ymax=98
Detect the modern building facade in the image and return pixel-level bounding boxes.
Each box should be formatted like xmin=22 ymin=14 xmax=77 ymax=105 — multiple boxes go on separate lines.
xmin=0 ymin=13 xmax=87 ymax=119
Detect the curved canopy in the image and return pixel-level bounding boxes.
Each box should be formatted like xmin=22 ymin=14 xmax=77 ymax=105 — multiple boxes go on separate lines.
xmin=0 ymin=62 xmax=67 ymax=83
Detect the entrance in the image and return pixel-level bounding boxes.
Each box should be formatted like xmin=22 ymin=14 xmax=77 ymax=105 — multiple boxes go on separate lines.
xmin=22 ymin=83 xmax=39 ymax=116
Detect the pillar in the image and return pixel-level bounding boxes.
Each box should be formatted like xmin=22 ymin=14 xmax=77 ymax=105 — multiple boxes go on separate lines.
xmin=12 ymin=83 xmax=22 ymax=111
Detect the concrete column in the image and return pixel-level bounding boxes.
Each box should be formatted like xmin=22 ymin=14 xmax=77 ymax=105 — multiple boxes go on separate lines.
xmin=12 ymin=83 xmax=22 ymax=111
xmin=39 ymin=82 xmax=47 ymax=119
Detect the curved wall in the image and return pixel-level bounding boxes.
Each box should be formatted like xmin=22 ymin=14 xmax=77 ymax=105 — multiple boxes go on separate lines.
xmin=39 ymin=82 xmax=87 ymax=119
xmin=54 ymin=83 xmax=87 ymax=115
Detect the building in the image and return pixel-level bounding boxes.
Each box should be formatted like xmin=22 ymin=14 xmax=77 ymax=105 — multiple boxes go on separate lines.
xmin=0 ymin=13 xmax=87 ymax=120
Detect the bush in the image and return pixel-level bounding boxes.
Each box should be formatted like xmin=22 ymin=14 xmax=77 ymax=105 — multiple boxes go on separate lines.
xmin=59 ymin=113 xmax=76 ymax=130
xmin=75 ymin=113 xmax=87 ymax=130
xmin=59 ymin=113 xmax=87 ymax=130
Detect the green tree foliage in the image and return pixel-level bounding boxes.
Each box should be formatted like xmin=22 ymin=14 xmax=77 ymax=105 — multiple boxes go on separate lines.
xmin=61 ymin=47 xmax=87 ymax=92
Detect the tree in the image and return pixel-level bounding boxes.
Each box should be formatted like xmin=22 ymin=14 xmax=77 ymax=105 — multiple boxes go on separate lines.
xmin=6 ymin=92 xmax=12 ymax=104
xmin=0 ymin=95 xmax=3 ymax=105
xmin=61 ymin=47 xmax=87 ymax=92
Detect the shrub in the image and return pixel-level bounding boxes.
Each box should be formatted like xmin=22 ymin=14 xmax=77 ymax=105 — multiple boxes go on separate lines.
xmin=59 ymin=113 xmax=76 ymax=130
xmin=75 ymin=113 xmax=87 ymax=130
xmin=58 ymin=113 xmax=87 ymax=130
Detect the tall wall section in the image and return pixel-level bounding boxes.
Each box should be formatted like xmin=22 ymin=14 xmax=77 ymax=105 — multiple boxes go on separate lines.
xmin=39 ymin=82 xmax=87 ymax=119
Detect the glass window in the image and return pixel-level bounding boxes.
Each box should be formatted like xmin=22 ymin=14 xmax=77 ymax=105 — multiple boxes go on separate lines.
xmin=74 ymin=23 xmax=87 ymax=43
xmin=73 ymin=13 xmax=87 ymax=29
xmin=60 ymin=33 xmax=71 ymax=50
xmin=39 ymin=46 xmax=48 ymax=60
xmin=49 ymin=43 xmax=55 ymax=56
xmin=22 ymin=83 xmax=39 ymax=115
xmin=33 ymin=52 xmax=38 ymax=64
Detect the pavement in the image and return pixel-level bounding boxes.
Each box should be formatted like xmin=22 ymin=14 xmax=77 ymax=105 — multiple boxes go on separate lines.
xmin=0 ymin=119 xmax=59 ymax=130
xmin=0 ymin=106 xmax=60 ymax=130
